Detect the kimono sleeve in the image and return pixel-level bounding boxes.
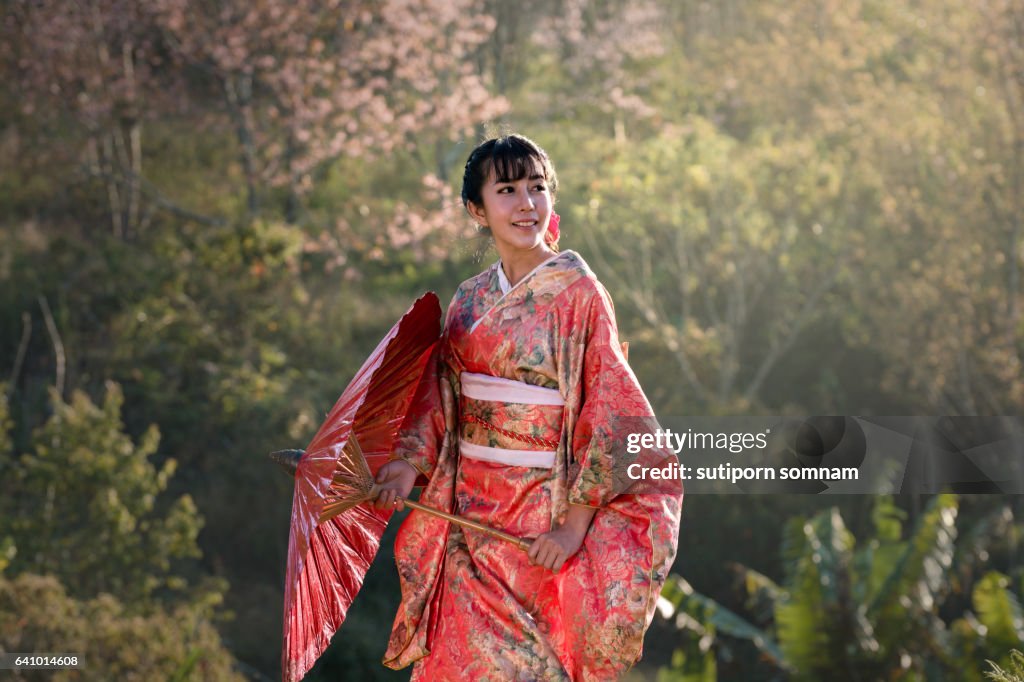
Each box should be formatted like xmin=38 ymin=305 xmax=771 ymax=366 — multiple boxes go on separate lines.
xmin=391 ymin=294 xmax=461 ymax=479
xmin=390 ymin=344 xmax=447 ymax=479
xmin=566 ymin=281 xmax=656 ymax=508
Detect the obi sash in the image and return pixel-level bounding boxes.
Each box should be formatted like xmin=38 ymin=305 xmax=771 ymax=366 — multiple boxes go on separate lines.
xmin=459 ymin=372 xmax=563 ymax=469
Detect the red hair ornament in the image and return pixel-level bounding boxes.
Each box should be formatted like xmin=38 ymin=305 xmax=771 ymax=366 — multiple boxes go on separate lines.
xmin=546 ymin=212 xmax=560 ymax=245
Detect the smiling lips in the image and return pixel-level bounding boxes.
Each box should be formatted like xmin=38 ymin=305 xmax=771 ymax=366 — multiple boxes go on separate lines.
xmin=512 ymin=220 xmax=538 ymax=228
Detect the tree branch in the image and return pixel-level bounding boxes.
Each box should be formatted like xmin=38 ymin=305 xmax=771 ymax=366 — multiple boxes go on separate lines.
xmin=38 ymin=296 xmax=65 ymax=398
xmin=80 ymin=164 xmax=227 ymax=227
xmin=8 ymin=312 xmax=31 ymax=397
xmin=742 ymin=261 xmax=841 ymax=404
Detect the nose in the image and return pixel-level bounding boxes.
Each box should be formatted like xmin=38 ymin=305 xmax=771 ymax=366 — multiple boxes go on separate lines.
xmin=517 ymin=187 xmax=535 ymax=210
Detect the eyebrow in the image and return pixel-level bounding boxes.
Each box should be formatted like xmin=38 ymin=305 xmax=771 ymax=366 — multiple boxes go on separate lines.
xmin=492 ymin=173 xmax=546 ymax=184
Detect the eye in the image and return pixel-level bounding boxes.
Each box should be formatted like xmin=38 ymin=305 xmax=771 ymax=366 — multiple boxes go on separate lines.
xmin=497 ymin=186 xmax=514 ymax=193
xmin=532 ymin=183 xmax=547 ymax=192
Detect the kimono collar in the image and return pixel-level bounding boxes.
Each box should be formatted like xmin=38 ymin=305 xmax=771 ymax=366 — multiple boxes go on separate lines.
xmin=495 ymin=253 xmax=561 ymax=295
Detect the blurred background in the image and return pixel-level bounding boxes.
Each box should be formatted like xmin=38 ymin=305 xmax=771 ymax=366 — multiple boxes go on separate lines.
xmin=1 ymin=0 xmax=1023 ymax=679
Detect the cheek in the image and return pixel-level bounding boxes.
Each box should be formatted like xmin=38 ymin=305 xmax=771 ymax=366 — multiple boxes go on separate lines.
xmin=496 ymin=195 xmax=521 ymax=212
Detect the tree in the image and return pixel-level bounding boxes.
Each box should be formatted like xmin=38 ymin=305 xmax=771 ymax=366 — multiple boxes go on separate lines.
xmin=0 ymin=382 xmax=241 ymax=678
xmin=4 ymin=0 xmax=508 ymax=232
xmin=2 ymin=0 xmax=194 ymax=238
xmin=573 ymin=124 xmax=851 ymax=412
xmin=0 ymin=382 xmax=203 ymax=603
xmin=0 ymin=573 xmax=242 ymax=682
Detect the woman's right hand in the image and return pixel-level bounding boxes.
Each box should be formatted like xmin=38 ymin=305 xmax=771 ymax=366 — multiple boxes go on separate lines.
xmin=372 ymin=459 xmax=418 ymax=511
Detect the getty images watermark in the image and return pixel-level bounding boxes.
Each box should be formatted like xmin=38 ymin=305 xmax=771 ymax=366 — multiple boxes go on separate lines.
xmin=608 ymin=416 xmax=1024 ymax=495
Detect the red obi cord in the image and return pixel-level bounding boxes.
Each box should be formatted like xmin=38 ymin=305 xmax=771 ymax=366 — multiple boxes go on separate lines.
xmin=461 ymin=413 xmax=560 ymax=450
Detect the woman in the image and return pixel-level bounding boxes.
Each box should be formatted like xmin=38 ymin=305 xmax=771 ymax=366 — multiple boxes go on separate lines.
xmin=373 ymin=134 xmax=682 ymax=681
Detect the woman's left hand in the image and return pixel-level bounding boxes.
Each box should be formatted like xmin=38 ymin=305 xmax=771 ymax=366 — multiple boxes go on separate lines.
xmin=528 ymin=503 xmax=597 ymax=571
xmin=528 ymin=524 xmax=587 ymax=572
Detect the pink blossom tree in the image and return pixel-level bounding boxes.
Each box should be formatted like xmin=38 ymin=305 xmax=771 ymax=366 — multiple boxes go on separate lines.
xmin=5 ymin=0 xmax=507 ymax=234
xmin=152 ymin=0 xmax=506 ymax=219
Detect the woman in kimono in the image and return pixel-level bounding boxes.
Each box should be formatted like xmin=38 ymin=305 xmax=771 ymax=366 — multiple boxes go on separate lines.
xmin=373 ymin=134 xmax=682 ymax=681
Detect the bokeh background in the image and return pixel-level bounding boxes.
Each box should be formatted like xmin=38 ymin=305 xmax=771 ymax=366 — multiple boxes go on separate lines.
xmin=2 ymin=1 xmax=1023 ymax=679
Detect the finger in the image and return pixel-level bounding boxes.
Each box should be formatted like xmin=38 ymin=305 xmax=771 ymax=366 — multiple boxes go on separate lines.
xmin=527 ymin=538 xmax=541 ymax=563
xmin=532 ymin=540 xmax=552 ymax=565
xmin=537 ymin=544 xmax=555 ymax=569
xmin=536 ymin=539 xmax=555 ymax=566
xmin=394 ymin=496 xmax=405 ymax=512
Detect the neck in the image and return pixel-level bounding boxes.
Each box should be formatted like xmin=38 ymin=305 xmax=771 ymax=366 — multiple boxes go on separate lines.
xmin=498 ymin=245 xmax=556 ymax=287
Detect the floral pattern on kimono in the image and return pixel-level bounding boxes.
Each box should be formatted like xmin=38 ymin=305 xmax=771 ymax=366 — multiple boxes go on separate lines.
xmin=383 ymin=251 xmax=683 ymax=681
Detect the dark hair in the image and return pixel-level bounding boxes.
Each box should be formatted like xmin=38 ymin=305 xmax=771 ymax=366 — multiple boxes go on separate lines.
xmin=460 ymin=134 xmax=558 ymax=209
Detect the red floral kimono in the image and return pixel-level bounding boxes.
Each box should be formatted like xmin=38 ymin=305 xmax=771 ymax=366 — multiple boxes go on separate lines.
xmin=383 ymin=251 xmax=682 ymax=681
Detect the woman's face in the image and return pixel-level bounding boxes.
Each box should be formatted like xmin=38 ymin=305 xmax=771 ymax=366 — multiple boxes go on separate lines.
xmin=468 ymin=158 xmax=554 ymax=260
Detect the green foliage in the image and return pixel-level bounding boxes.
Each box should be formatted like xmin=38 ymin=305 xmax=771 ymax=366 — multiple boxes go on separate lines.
xmin=660 ymin=495 xmax=1022 ymax=681
xmin=775 ymin=510 xmax=857 ymax=676
xmin=866 ymin=494 xmax=959 ymax=662
xmin=0 ymin=573 xmax=242 ymax=681
xmin=659 ymin=575 xmax=785 ymax=672
xmin=0 ymin=384 xmax=239 ymax=678
xmin=541 ymin=119 xmax=858 ymax=413
xmin=986 ymin=650 xmax=1024 ymax=682
xmin=774 ymin=495 xmax=962 ymax=678
xmin=975 ymin=574 xmax=1024 ymax=651
xmin=0 ymin=383 xmax=201 ymax=603
xmin=3 ymin=0 xmax=1024 ymax=677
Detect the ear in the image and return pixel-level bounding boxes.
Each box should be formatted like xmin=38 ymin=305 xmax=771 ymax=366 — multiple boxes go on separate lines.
xmin=466 ymin=200 xmax=487 ymax=227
